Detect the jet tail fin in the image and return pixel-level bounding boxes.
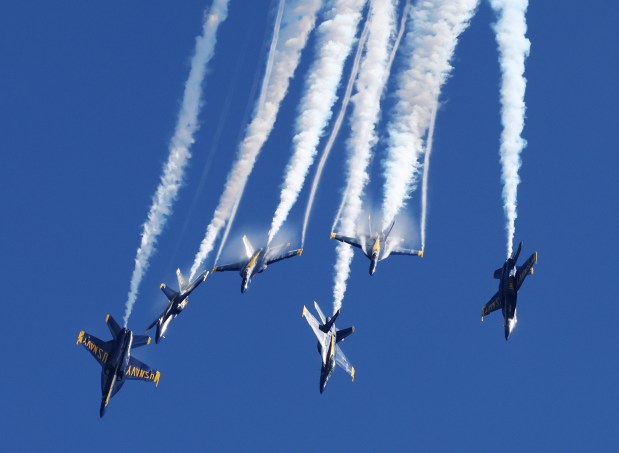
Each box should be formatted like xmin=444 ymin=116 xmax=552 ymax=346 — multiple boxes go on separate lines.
xmin=105 ymin=314 xmax=121 ymax=338
xmin=319 ymin=310 xmax=340 ymax=333
xmin=242 ymin=235 xmax=255 ymax=259
xmin=176 ymin=268 xmax=186 ymax=291
xmin=145 ymin=317 xmax=159 ymax=332
xmin=512 ymin=241 xmax=523 ymax=262
xmin=384 ymin=220 xmax=395 ymax=240
xmin=160 ymin=283 xmax=179 ymax=301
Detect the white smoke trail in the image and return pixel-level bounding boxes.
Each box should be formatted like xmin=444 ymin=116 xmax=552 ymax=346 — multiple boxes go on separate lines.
xmin=190 ymin=0 xmax=324 ymax=279
xmin=331 ymin=0 xmax=408 ymax=234
xmin=489 ymin=0 xmax=530 ymax=257
xmin=267 ymin=0 xmax=368 ymax=245
xmin=381 ymin=0 xmax=478 ymax=232
xmin=300 ymin=13 xmax=371 ymax=247
xmin=214 ymin=192 xmax=241 ymax=264
xmin=384 ymin=0 xmax=410 ymax=79
xmin=420 ymin=98 xmax=438 ymax=251
xmin=333 ymin=0 xmax=396 ymax=313
xmin=123 ymin=1 xmax=229 ymax=327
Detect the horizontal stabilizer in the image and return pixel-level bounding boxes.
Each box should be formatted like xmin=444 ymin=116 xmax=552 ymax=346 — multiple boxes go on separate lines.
xmin=493 ymin=268 xmax=502 ymax=279
xmin=132 ymin=334 xmax=151 ymax=349
xmin=336 ymin=326 xmax=354 ymax=343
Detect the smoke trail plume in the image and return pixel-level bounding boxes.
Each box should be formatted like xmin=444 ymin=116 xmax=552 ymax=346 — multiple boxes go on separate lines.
xmin=331 ymin=0 xmax=408 ymax=234
xmin=489 ymin=0 xmax=530 ymax=257
xmin=332 ymin=0 xmax=396 ymax=313
xmin=267 ymin=0 xmax=368 ymax=245
xmin=381 ymin=0 xmax=478 ymax=232
xmin=123 ymin=1 xmax=229 ymax=326
xmin=420 ymin=99 xmax=438 ymax=251
xmin=301 ymin=13 xmax=371 ymax=247
xmin=190 ymin=0 xmax=324 ymax=279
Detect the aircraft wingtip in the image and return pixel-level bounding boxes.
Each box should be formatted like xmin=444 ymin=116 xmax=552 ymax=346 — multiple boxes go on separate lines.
xmin=105 ymin=314 xmax=110 ymax=323
xmin=147 ymin=337 xmax=151 ymax=345
xmin=297 ymin=248 xmax=303 ymax=256
xmin=330 ymin=232 xmax=335 ymax=239
xmin=351 ymin=367 xmax=355 ymax=381
xmin=159 ymin=283 xmax=165 ymax=289
xmin=302 ymin=306 xmax=308 ymax=317
xmin=418 ymin=250 xmax=424 ymax=257
xmin=76 ymin=331 xmax=84 ymax=345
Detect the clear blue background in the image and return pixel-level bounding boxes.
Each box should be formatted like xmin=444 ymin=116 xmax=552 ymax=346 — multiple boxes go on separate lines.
xmin=1 ymin=0 xmax=618 ymax=451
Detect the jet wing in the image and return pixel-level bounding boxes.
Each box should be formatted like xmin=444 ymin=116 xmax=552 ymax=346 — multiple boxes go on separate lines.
xmin=302 ymin=306 xmax=328 ymax=363
xmin=125 ymin=356 xmax=161 ymax=386
xmin=388 ymin=247 xmax=422 ymax=257
xmin=481 ymin=292 xmax=503 ymax=321
xmin=213 ymin=260 xmax=246 ymax=272
xmin=335 ymin=345 xmax=355 ymax=381
xmin=515 ymin=252 xmax=537 ymax=291
xmin=330 ymin=233 xmax=363 ymax=250
xmin=76 ymin=331 xmax=113 ymax=367
xmin=265 ymin=248 xmax=302 ymax=266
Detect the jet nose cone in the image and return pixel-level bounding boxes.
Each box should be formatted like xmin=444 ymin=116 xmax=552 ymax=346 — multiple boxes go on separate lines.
xmin=504 ymin=325 xmax=511 ymax=341
xmin=99 ymin=402 xmax=107 ymax=418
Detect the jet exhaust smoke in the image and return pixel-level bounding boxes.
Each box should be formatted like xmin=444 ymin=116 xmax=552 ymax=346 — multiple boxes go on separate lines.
xmin=420 ymin=99 xmax=438 ymax=251
xmin=190 ymin=0 xmax=324 ymax=280
xmin=267 ymin=0 xmax=368 ymax=245
xmin=381 ymin=0 xmax=478 ymax=232
xmin=301 ymin=11 xmax=371 ymax=247
xmin=333 ymin=0 xmax=397 ymax=313
xmin=331 ymin=0 xmax=407 ymax=234
xmin=123 ymin=1 xmax=229 ymax=327
xmin=489 ymin=0 xmax=530 ymax=257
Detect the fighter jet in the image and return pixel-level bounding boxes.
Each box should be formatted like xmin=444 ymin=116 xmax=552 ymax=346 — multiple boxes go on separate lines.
xmin=212 ymin=235 xmax=302 ymax=293
xmin=330 ymin=220 xmax=422 ymax=275
xmin=302 ymin=301 xmax=355 ymax=393
xmin=481 ymin=241 xmax=538 ymax=340
xmin=76 ymin=314 xmax=160 ymax=417
xmin=146 ymin=268 xmax=209 ymax=343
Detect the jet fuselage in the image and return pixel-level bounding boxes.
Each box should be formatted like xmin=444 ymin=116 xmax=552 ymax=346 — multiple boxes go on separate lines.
xmin=498 ymin=260 xmax=518 ymax=340
xmin=100 ymin=329 xmax=132 ymax=417
xmin=240 ymin=249 xmax=268 ymax=293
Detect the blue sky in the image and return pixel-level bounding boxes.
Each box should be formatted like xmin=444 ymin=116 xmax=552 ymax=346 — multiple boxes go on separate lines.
xmin=1 ymin=0 xmax=618 ymax=451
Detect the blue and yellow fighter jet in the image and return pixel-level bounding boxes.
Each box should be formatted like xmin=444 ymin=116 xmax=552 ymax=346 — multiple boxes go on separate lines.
xmin=481 ymin=241 xmax=538 ymax=340
xmin=146 ymin=268 xmax=209 ymax=343
xmin=330 ymin=220 xmax=423 ymax=275
xmin=302 ymin=302 xmax=355 ymax=393
xmin=212 ymin=235 xmax=302 ymax=293
xmin=76 ymin=314 xmax=160 ymax=417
